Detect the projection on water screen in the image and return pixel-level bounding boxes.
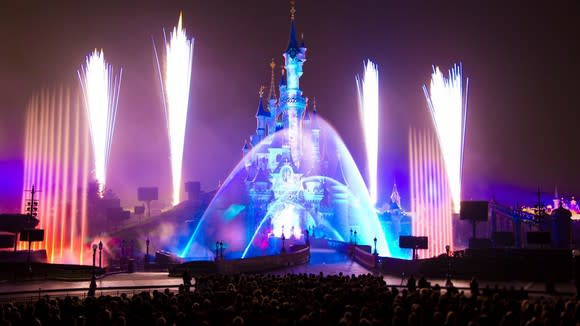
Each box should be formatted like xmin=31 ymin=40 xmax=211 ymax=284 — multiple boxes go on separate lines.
xmin=179 ymin=117 xmax=409 ymax=260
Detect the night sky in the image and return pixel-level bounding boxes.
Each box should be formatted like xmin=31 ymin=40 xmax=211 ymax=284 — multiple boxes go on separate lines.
xmin=0 ymin=0 xmax=579 ymax=211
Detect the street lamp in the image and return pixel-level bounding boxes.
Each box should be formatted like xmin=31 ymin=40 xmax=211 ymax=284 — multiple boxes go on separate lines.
xmin=92 ymin=243 xmax=98 ymax=274
xmin=350 ymin=229 xmax=353 ymax=244
xmin=145 ymin=238 xmax=150 ymax=264
xmin=215 ymin=241 xmax=219 ymax=260
xmin=98 ymin=240 xmax=103 ymax=268
xmin=354 ymin=230 xmax=357 ymax=246
xmin=373 ymin=237 xmax=378 ymax=255
xmin=281 ymin=233 xmax=286 ymax=253
xmin=219 ymin=241 xmax=224 ymax=259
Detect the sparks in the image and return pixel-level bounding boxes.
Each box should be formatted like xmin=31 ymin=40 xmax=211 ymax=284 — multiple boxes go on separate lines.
xmin=78 ymin=49 xmax=122 ymax=195
xmin=154 ymin=13 xmax=194 ymax=206
xmin=356 ymin=60 xmax=379 ymax=205
xmin=422 ymin=64 xmax=469 ymax=214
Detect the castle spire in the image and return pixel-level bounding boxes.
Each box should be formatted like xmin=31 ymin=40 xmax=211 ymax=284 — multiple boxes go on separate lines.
xmin=255 ymin=85 xmax=269 ymax=117
xmin=280 ymin=67 xmax=286 ymax=86
xmin=268 ymin=59 xmax=277 ymax=100
xmin=286 ymin=1 xmax=300 ymax=57
xmin=290 ymin=0 xmax=296 ymax=21
xmin=390 ymin=182 xmax=402 ymax=209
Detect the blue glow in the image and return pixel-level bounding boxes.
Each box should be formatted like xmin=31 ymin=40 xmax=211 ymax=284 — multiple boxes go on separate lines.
xmin=179 ymin=118 xmax=409 ymax=260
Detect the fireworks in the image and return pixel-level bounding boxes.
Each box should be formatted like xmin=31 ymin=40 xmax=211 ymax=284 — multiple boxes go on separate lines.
xmin=154 ymin=13 xmax=194 ymax=206
xmin=78 ymin=49 xmax=123 ymax=195
xmin=422 ymin=64 xmax=469 ymax=214
xmin=356 ymin=60 xmax=380 ymax=205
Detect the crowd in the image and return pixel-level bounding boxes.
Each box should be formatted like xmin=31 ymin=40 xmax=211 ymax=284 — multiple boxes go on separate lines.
xmin=0 ymin=272 xmax=578 ymax=325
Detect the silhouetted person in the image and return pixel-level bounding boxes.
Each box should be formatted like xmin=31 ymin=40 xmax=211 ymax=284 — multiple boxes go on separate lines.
xmin=88 ymin=274 xmax=97 ymax=297
xmin=182 ymin=270 xmax=192 ymax=293
xmin=407 ymin=274 xmax=416 ymax=292
xmin=551 ymin=201 xmax=572 ymax=249
xmin=418 ymin=275 xmax=430 ymax=289
xmin=469 ymin=277 xmax=479 ymax=297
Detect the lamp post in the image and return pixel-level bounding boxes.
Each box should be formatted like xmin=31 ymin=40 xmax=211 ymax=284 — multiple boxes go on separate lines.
xmin=92 ymin=243 xmax=98 ymax=275
xmin=215 ymin=241 xmax=219 ymax=260
xmin=350 ymin=229 xmax=353 ymax=244
xmin=281 ymin=233 xmax=286 ymax=253
xmin=445 ymin=244 xmax=451 ymax=277
xmin=354 ymin=230 xmax=357 ymax=246
xmin=98 ymin=240 xmax=103 ymax=268
xmin=219 ymin=241 xmax=224 ymax=259
xmin=373 ymin=237 xmax=378 ymax=255
xmin=130 ymin=240 xmax=134 ymax=258
xmin=145 ymin=238 xmax=150 ymax=264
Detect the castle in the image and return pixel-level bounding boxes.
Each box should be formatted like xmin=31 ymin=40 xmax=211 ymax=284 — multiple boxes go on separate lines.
xmin=241 ymin=5 xmax=326 ymax=241
xmin=235 ymin=4 xmax=405 ymax=256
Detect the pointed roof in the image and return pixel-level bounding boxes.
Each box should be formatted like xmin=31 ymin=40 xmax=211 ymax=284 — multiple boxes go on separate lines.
xmin=285 ymin=2 xmax=300 ymax=57
xmin=311 ymin=97 xmax=319 ymax=129
xmin=253 ymin=167 xmax=271 ymax=184
xmin=280 ymin=67 xmax=286 ymax=86
xmin=286 ymin=20 xmax=300 ymax=56
xmin=390 ymin=183 xmax=401 ymax=209
xmin=242 ymin=139 xmax=251 ymax=152
xmin=256 ymin=86 xmax=270 ymax=117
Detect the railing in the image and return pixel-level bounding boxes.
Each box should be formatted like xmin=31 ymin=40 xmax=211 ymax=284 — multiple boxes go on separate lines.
xmin=216 ymin=246 xmax=310 ymax=274
xmin=353 ymin=246 xmax=377 ymax=269
xmin=0 ymin=284 xmax=182 ymax=304
xmin=170 ymin=246 xmax=310 ymax=276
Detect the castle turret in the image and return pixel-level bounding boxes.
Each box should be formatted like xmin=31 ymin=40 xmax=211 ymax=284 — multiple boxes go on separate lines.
xmin=242 ymin=139 xmax=251 ymax=156
xmin=254 ymin=86 xmax=269 ymax=145
xmin=279 ymin=1 xmax=307 ymax=167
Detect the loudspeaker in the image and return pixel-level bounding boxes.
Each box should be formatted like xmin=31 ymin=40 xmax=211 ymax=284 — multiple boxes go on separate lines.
xmin=460 ymin=201 xmax=489 ymax=221
xmin=399 ymin=236 xmax=428 ymax=249
xmin=527 ymin=232 xmax=551 ymax=245
xmin=0 ymin=235 xmax=15 ymax=248
xmin=19 ymin=229 xmax=44 ymax=242
xmin=134 ymin=205 xmax=145 ymax=215
xmin=492 ymin=231 xmax=515 ymax=247
xmin=469 ymin=238 xmax=492 ymax=249
xmin=138 ymin=187 xmax=158 ymax=202
xmin=185 ymin=181 xmax=201 ymax=194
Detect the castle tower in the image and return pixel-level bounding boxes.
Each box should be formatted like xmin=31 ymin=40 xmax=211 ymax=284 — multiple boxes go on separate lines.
xmin=267 ymin=59 xmax=278 ymax=136
xmin=254 ymin=86 xmax=270 ymax=145
xmin=279 ymin=1 xmax=307 ymax=167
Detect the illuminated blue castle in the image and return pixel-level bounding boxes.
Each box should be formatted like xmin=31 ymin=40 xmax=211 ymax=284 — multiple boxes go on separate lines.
xmin=180 ymin=5 xmax=403 ymax=259
xmin=242 ymin=9 xmax=327 ymax=241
